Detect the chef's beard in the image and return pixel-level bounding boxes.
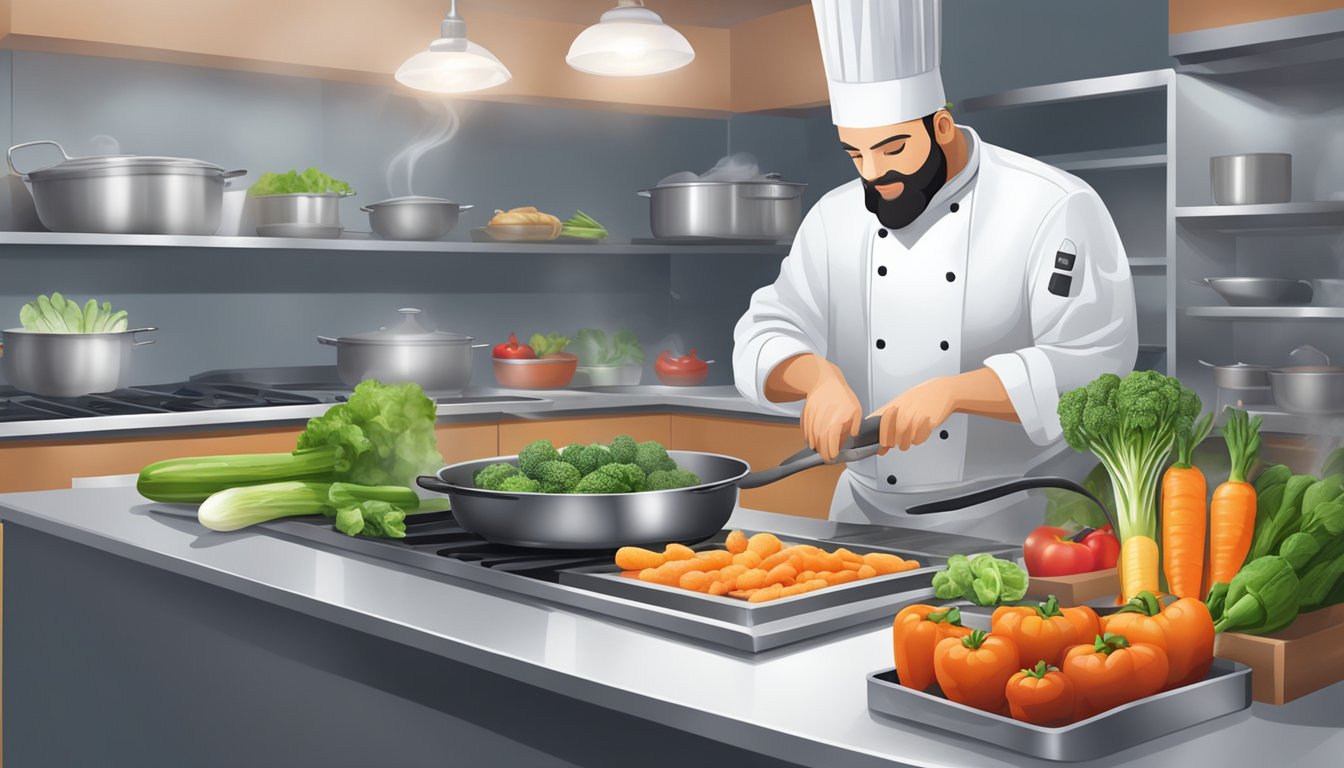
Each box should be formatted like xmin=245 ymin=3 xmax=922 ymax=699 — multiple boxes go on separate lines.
xmin=861 ymin=120 xmax=949 ymax=230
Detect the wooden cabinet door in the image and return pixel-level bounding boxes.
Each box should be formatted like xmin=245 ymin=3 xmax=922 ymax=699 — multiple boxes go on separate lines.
xmin=498 ymin=415 xmax=671 ymax=455
xmin=669 ymin=415 xmax=842 ymax=519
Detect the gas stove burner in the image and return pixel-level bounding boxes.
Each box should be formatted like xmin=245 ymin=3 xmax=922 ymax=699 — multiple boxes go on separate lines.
xmin=131 ymin=383 xmax=323 ymax=410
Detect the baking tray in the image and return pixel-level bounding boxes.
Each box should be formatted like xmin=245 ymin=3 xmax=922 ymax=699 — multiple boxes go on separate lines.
xmin=867 ymin=659 xmax=1251 ymax=762
xmin=559 ymin=536 xmax=944 ymax=627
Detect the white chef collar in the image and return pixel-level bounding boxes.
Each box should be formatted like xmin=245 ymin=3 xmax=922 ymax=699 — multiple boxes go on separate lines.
xmin=924 ymin=124 xmax=980 ymax=213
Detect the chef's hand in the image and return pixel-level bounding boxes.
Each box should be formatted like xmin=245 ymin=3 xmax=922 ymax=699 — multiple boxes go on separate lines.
xmin=799 ymin=361 xmax=863 ymax=463
xmin=869 ymin=376 xmax=959 ymax=454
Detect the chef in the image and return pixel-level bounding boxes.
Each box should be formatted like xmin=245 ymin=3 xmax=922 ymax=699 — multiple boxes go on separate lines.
xmin=732 ymin=0 xmax=1138 ymax=534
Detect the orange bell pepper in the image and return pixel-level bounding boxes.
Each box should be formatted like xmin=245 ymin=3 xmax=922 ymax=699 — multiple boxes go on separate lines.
xmin=1104 ymin=591 xmax=1214 ymax=688
xmin=1005 ymin=661 xmax=1076 ymax=727
xmin=1061 ymin=632 xmax=1169 ymax=720
xmin=892 ymin=605 xmax=971 ymax=691
xmin=991 ymin=594 xmax=1101 ymax=669
xmin=933 ymin=629 xmax=1020 ymax=714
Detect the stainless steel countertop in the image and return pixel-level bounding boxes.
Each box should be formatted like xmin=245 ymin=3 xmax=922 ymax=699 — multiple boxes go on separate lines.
xmin=1 ymin=484 xmax=1339 ymax=768
xmin=0 ymin=384 xmax=794 ymax=441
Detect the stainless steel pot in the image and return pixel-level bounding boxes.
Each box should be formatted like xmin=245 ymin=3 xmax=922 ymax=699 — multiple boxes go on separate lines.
xmin=7 ymin=140 xmax=244 ymax=235
xmin=1211 ymin=153 xmax=1291 ymax=205
xmin=1200 ymin=360 xmax=1271 ymax=389
xmin=317 ymin=308 xmax=487 ymax=394
xmin=361 ymin=196 xmax=473 ymax=240
xmin=638 ymin=175 xmax=806 ymax=241
xmin=254 ymin=192 xmax=350 ymax=238
xmin=0 ymin=326 xmax=157 ymax=397
xmin=1270 ymin=346 xmax=1344 ymax=414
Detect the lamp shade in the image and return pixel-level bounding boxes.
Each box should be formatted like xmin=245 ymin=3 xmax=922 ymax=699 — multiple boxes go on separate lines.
xmin=566 ymin=5 xmax=695 ymax=77
xmin=395 ymin=40 xmax=511 ymax=94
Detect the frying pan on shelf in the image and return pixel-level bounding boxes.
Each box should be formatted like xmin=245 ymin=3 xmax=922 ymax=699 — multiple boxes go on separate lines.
xmin=416 ymin=417 xmax=1107 ymax=549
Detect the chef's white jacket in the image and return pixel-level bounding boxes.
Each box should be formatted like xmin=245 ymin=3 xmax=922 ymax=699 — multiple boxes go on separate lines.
xmin=732 ymin=126 xmax=1138 ymax=530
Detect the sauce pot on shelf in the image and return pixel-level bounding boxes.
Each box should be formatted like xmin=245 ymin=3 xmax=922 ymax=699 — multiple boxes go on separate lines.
xmin=317 ymin=308 xmax=486 ymax=394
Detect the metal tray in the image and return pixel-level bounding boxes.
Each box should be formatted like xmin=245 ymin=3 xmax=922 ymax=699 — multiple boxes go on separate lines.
xmin=560 ymin=537 xmax=944 ymax=627
xmin=867 ymin=659 xmax=1251 ymax=762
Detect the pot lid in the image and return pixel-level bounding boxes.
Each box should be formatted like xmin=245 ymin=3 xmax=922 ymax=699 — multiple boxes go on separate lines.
xmin=365 ymin=196 xmax=462 ymax=207
xmin=1200 ymin=360 xmax=1271 ymax=370
xmin=30 ymin=154 xmax=226 ymax=180
xmin=338 ymin=308 xmax=474 ymax=345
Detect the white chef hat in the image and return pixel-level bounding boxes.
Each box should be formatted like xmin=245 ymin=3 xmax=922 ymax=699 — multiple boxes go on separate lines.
xmin=811 ymin=0 xmax=946 ymax=128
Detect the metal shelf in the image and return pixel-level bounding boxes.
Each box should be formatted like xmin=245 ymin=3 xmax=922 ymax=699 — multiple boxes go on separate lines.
xmin=1129 ymin=257 xmax=1167 ymax=269
xmin=1175 ymin=202 xmax=1344 ymax=232
xmin=0 ymin=231 xmax=792 ymax=256
xmin=1185 ymin=306 xmax=1344 ymax=320
xmin=1036 ymin=144 xmax=1167 ymax=173
xmin=958 ymin=70 xmax=1173 ymax=111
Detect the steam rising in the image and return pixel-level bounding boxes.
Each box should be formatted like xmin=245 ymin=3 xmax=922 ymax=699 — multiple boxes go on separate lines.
xmin=386 ymin=100 xmax=460 ymax=198
xmin=658 ymin=152 xmax=773 ymax=186
xmin=89 ymin=134 xmax=121 ymax=155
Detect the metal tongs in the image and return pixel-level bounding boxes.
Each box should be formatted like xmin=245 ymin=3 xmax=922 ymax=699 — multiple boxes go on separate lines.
xmin=737 ymin=416 xmax=1110 ymax=519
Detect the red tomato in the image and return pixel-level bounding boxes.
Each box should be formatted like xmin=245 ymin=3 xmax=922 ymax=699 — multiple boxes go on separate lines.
xmin=1023 ymin=526 xmax=1097 ymax=577
xmin=493 ymin=333 xmax=536 ymax=359
xmin=1082 ymin=527 xmax=1120 ymax=570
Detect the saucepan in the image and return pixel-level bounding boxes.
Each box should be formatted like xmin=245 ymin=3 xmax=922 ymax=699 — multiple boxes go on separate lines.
xmin=1270 ymin=345 xmax=1344 ymax=415
xmin=416 ymin=418 xmax=1106 ymax=549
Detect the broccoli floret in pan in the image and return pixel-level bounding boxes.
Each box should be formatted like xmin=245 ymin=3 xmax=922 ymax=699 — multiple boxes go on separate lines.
xmin=609 ymin=434 xmax=638 ymax=465
xmin=518 ymin=439 xmax=560 ymax=479
xmin=534 ymin=460 xmax=582 ymax=494
xmin=634 ymin=441 xmax=677 ymax=476
xmin=645 ymin=468 xmax=701 ymax=491
xmin=497 ymin=475 xmax=543 ymax=493
xmin=473 ymin=463 xmax=520 ymax=490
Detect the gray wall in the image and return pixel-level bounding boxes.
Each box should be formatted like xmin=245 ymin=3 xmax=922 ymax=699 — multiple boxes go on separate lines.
xmin=0 ymin=1 xmax=1173 ymax=389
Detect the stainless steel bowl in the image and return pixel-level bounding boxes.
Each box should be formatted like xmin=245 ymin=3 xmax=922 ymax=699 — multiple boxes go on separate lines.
xmin=7 ymin=140 xmax=244 ymax=235
xmin=419 ymin=451 xmax=750 ymax=549
xmin=1198 ymin=277 xmax=1313 ymax=306
xmin=253 ymin=192 xmax=349 ymax=238
xmin=1270 ymin=366 xmax=1344 ymax=414
xmin=0 ymin=327 xmax=157 ymax=397
xmin=638 ymin=176 xmax=806 ymax=241
xmin=1211 ymin=153 xmax=1291 ymax=205
xmin=317 ymin=308 xmax=486 ymax=394
xmin=361 ymin=196 xmax=472 ymax=240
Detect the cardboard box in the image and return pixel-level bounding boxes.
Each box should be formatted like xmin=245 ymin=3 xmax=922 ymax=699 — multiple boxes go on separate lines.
xmin=1214 ymin=602 xmax=1344 ymax=704
xmin=1024 ymin=569 xmax=1121 ymax=605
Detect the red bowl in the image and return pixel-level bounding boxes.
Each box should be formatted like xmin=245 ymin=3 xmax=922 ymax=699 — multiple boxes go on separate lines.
xmin=493 ymin=355 xmax=578 ymax=389
xmin=655 ymin=367 xmax=709 ymax=386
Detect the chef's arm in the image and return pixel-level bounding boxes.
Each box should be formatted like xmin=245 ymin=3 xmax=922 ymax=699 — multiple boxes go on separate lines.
xmin=763 ymin=353 xmax=839 ymax=401
xmin=983 ymin=191 xmax=1138 ymax=445
xmin=947 ymin=367 xmax=1019 ymax=421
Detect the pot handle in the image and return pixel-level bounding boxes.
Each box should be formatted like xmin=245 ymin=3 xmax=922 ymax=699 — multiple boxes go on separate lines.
xmin=8 ymin=140 xmax=72 ymax=178
xmin=317 ymin=335 xmax=340 ymax=347
xmin=359 ymin=206 xmax=374 ymax=213
xmin=471 ymin=343 xmax=490 ymax=349
xmin=636 ymin=190 xmax=652 ymax=198
xmin=458 ymin=204 xmax=475 ymax=212
xmin=222 ymin=170 xmax=247 ymax=181
xmin=128 ymin=326 xmax=158 ymax=347
xmin=1188 ymin=278 xmax=1213 ymax=288
xmin=1290 ymin=344 xmax=1330 ymax=366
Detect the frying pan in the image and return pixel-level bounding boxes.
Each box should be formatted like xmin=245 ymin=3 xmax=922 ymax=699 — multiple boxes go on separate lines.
xmin=416 ymin=418 xmax=1107 ymax=549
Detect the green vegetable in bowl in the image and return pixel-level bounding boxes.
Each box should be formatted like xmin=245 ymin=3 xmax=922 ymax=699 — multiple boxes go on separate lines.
xmin=534 ymin=460 xmax=582 ymax=493
xmin=933 ymin=553 xmax=1029 ymax=606
xmin=646 ymin=468 xmax=700 ymax=491
xmin=574 ymin=463 xmax=646 ymax=494
xmin=570 ymin=444 xmax=616 ymax=476
xmin=20 ymin=293 xmax=127 ymax=333
xmin=498 ymin=475 xmax=543 ymax=493
xmin=138 ymin=379 xmax=443 ymax=502
xmin=475 ymin=437 xmax=699 ymax=494
xmin=634 ymin=441 xmax=677 ymax=476
xmin=249 ymin=167 xmax=354 ymax=197
xmin=473 ymin=463 xmax=520 ymax=491
xmin=574 ymin=329 xmax=644 ymax=368
xmin=609 ymin=434 xmax=638 ymax=464
xmin=529 ymin=333 xmax=572 ymax=357
xmin=518 ymin=439 xmax=561 ymax=479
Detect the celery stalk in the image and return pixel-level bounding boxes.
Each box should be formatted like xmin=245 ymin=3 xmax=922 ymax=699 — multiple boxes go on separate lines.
xmin=197 ymin=481 xmax=331 ymax=531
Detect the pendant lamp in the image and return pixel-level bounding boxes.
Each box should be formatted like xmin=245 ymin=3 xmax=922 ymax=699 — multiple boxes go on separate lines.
xmin=566 ymin=0 xmax=695 ymax=77
xmin=395 ymin=0 xmax=511 ymax=94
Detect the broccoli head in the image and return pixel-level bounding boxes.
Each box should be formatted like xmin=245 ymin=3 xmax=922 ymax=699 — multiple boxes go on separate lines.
xmin=573 ymin=443 xmax=616 ymax=476
xmin=497 ymin=474 xmax=542 ymax=493
xmin=609 ymin=434 xmax=638 ymax=464
xmin=634 ymin=440 xmax=678 ymax=476
xmin=534 ymin=460 xmax=582 ymax=493
xmin=518 ymin=439 xmax=560 ymax=479
xmin=1057 ymin=370 xmax=1202 ymax=542
xmin=473 ymin=462 xmax=520 ymax=490
xmin=573 ymin=462 xmax=645 ymax=494
xmin=559 ymin=442 xmax=585 ymax=468
xmin=646 ymin=468 xmax=701 ymax=491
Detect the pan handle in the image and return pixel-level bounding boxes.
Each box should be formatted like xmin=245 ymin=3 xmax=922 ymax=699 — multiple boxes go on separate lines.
xmin=416 ymin=474 xmax=521 ymax=501
xmin=904 ymin=476 xmax=1111 ymax=526
xmin=738 ymin=416 xmax=885 ymax=489
xmin=8 ymin=140 xmax=72 ymax=177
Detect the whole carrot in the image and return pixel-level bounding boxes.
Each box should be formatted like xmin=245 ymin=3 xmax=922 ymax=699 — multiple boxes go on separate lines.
xmin=1208 ymin=408 xmax=1262 ymax=588
xmin=1162 ymin=413 xmax=1213 ymax=599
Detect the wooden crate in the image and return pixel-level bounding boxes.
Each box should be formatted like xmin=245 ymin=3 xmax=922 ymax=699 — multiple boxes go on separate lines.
xmin=1214 ymin=602 xmax=1344 ymax=704
xmin=1024 ymin=569 xmax=1121 ymax=605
